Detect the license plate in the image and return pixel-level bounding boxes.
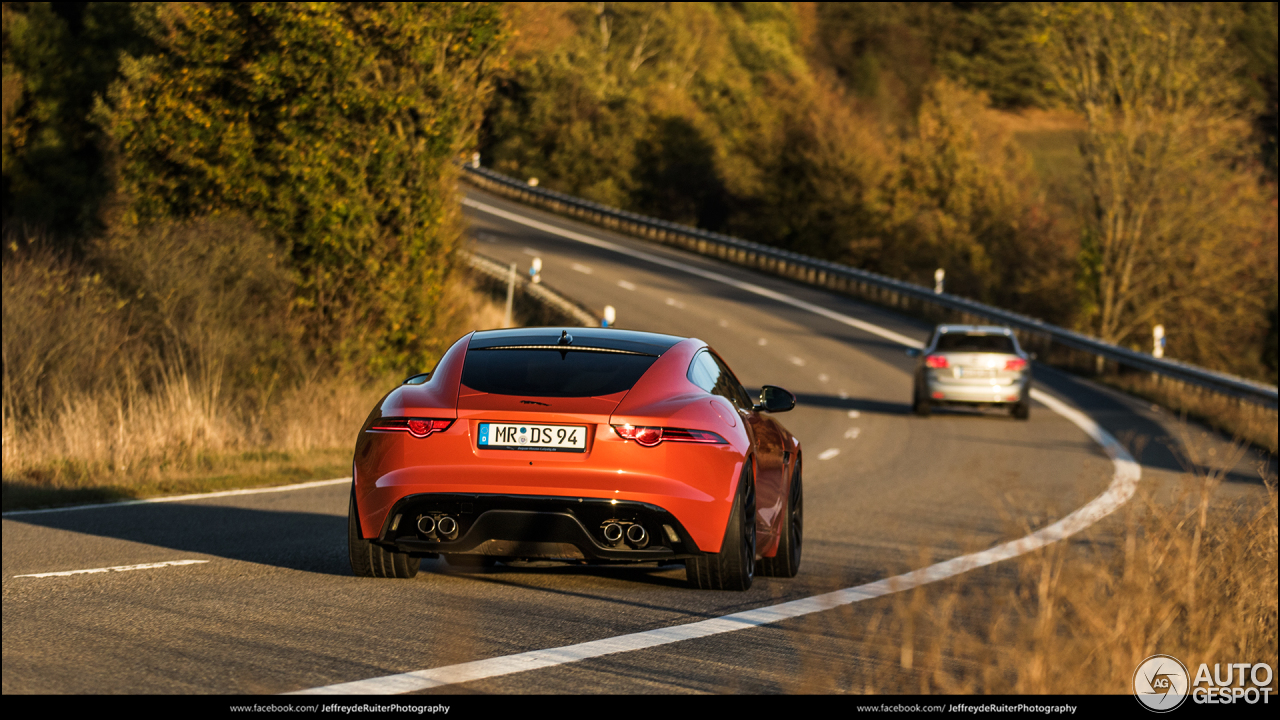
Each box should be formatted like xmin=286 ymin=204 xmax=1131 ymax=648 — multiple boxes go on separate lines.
xmin=956 ymin=367 xmax=995 ymax=378
xmin=477 ymin=423 xmax=587 ymax=452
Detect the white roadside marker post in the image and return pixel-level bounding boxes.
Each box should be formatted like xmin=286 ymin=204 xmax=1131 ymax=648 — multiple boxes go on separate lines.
xmin=602 ymin=305 xmax=616 ymax=328
xmin=503 ymin=262 xmax=517 ymax=328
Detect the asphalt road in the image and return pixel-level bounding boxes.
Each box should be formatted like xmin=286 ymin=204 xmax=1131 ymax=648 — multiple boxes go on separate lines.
xmin=2 ymin=188 xmax=1271 ymax=695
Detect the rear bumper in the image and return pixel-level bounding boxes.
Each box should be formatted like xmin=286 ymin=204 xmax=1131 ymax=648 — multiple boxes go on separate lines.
xmin=376 ymin=493 xmax=700 ymax=562
xmin=353 ymin=423 xmax=744 ymax=553
xmin=924 ymin=377 xmax=1028 ymax=404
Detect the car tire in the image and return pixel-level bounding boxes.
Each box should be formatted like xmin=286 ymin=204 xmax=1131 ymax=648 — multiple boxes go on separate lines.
xmin=758 ymin=458 xmax=802 ymax=578
xmin=912 ymin=380 xmax=932 ymax=417
xmin=444 ymin=554 xmax=497 ymax=568
xmin=1011 ymin=393 xmax=1030 ymax=420
xmin=349 ymin=490 xmax=420 ymax=579
xmin=686 ymin=462 xmax=756 ymax=591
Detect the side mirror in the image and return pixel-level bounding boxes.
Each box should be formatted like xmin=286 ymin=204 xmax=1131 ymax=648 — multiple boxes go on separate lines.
xmin=755 ymin=385 xmax=796 ymax=413
xmin=906 ymin=348 xmax=922 ymax=358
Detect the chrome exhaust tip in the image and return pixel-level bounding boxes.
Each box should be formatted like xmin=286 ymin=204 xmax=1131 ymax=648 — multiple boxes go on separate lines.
xmin=437 ymin=515 xmax=459 ymax=537
xmin=417 ymin=515 xmax=436 ymax=535
xmin=602 ymin=522 xmax=624 ymax=544
xmin=626 ymin=524 xmax=648 ymax=547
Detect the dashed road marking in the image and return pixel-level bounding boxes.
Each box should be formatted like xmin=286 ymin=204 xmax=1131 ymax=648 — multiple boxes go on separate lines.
xmin=522 ymin=247 xmax=540 ymax=256
xmin=572 ymin=263 xmax=593 ymax=274
xmin=847 ymin=410 xmax=860 ymax=418
xmin=789 ymin=356 xmax=806 ymax=367
xmin=817 ymin=373 xmax=829 ymax=383
xmin=844 ymin=428 xmax=861 ymax=439
xmin=757 ymin=338 xmax=768 ymax=346
xmin=838 ymin=391 xmax=850 ymax=400
xmin=665 ymin=297 xmax=686 ymax=309
xmin=817 ymin=448 xmax=841 ymax=460
xmin=718 ymin=319 xmax=729 ymax=327
xmin=15 ymin=560 xmax=209 ymax=579
xmin=617 ymin=280 xmax=637 ymax=291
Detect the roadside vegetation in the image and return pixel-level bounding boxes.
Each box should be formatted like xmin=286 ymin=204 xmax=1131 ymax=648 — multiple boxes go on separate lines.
xmin=848 ymin=450 xmax=1277 ymax=694
xmin=2 ymin=3 xmax=508 ymax=510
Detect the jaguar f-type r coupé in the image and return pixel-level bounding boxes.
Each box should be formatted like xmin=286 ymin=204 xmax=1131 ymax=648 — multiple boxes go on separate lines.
xmin=348 ymin=327 xmax=802 ymax=590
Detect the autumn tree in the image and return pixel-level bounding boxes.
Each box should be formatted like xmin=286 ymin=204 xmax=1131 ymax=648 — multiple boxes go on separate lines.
xmin=1040 ymin=2 xmax=1277 ymax=377
xmin=98 ymin=3 xmax=504 ymax=375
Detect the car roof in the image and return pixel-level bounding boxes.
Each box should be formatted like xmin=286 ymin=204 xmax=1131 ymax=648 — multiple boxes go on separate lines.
xmin=468 ymin=327 xmax=686 ymax=355
xmin=934 ymin=324 xmax=1013 ymax=335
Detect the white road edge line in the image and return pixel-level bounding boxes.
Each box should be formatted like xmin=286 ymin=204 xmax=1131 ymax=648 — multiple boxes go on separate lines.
xmin=15 ymin=559 xmax=210 ymax=578
xmin=2 ymin=477 xmax=352 ymax=517
xmin=289 ymin=199 xmax=1143 ymax=696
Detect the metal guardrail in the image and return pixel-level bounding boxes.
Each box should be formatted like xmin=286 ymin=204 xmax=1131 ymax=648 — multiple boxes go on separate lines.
xmin=465 ymin=251 xmax=598 ymax=327
xmin=462 ymin=165 xmax=1278 ymax=409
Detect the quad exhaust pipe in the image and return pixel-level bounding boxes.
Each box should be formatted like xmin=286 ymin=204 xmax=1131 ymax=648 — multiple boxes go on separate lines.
xmin=601 ymin=521 xmax=649 ymax=548
xmin=418 ymin=514 xmax=459 ymax=539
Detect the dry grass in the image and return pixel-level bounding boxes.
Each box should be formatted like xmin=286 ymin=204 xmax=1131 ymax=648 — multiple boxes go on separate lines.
xmin=2 ymin=228 xmax=508 ymax=511
xmin=839 ymin=442 xmax=1278 ymax=694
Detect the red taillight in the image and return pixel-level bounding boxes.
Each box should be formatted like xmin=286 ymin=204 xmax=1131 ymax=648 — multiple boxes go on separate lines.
xmin=370 ymin=417 xmax=454 ymax=438
xmin=925 ymin=354 xmax=949 ymax=369
xmin=1004 ymin=358 xmax=1028 ymax=372
xmin=612 ymin=425 xmax=727 ymax=447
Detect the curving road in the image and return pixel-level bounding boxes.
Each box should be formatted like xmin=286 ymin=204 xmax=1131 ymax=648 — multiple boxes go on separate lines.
xmin=2 ymin=187 xmax=1270 ymax=695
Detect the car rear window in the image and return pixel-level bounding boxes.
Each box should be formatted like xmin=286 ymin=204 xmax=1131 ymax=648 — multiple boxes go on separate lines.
xmin=935 ymin=334 xmax=1017 ymax=353
xmin=461 ymin=349 xmax=658 ymax=397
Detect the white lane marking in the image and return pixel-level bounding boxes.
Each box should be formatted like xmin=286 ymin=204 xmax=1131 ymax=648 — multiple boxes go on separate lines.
xmin=572 ymin=263 xmax=593 ymax=274
xmin=718 ymin=319 xmax=729 ymax=328
xmin=844 ymin=428 xmax=861 ymax=440
xmin=789 ymin=356 xmax=806 ymax=367
xmin=839 ymin=391 xmax=850 ymax=400
xmin=846 ymin=409 xmax=859 ymax=418
xmin=757 ymin=337 xmax=768 ymax=346
xmin=818 ymin=373 xmax=829 ymax=383
xmin=665 ymin=297 xmax=686 ymax=309
xmin=316 ymin=197 xmax=1149 ymax=697
xmin=617 ymin=280 xmax=637 ymax=291
xmin=464 ymin=198 xmax=924 ymax=348
xmin=15 ymin=559 xmax=209 ymax=579
xmin=522 ymin=247 xmax=540 ymax=256
xmin=817 ymin=448 xmax=841 ymax=460
xmin=1 ymin=477 xmax=351 ymax=517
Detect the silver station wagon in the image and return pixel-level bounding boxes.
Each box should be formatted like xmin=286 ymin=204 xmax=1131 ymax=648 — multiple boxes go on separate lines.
xmin=908 ymin=325 xmax=1033 ymax=419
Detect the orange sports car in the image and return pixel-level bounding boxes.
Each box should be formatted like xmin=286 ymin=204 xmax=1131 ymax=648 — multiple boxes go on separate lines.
xmin=348 ymin=327 xmax=802 ymax=590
